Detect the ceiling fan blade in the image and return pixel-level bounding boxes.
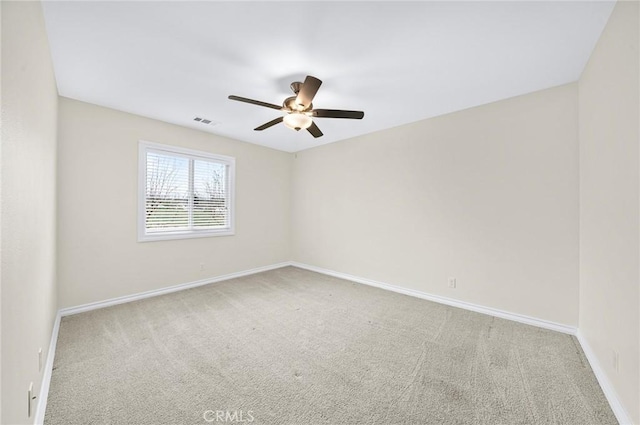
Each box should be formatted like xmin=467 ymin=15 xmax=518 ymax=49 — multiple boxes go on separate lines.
xmin=228 ymin=95 xmax=283 ymax=111
xmin=312 ymin=109 xmax=364 ymax=119
xmin=307 ymin=121 xmax=323 ymax=138
xmin=254 ymin=116 xmax=283 ymax=131
xmin=295 ymin=76 xmax=322 ymax=110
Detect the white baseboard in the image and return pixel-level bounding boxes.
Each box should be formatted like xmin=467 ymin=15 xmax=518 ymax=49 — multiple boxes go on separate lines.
xmin=59 ymin=262 xmax=291 ymax=316
xmin=290 ymin=262 xmax=577 ymax=335
xmin=576 ymin=331 xmax=633 ymax=425
xmin=35 ymin=311 xmax=61 ymax=425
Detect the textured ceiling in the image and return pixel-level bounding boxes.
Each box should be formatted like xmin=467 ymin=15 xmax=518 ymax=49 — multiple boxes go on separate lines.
xmin=42 ymin=1 xmax=614 ymax=152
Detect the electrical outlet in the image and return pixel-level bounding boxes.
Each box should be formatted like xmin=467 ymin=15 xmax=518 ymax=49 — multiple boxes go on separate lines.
xmin=28 ymin=382 xmax=36 ymax=417
xmin=38 ymin=348 xmax=43 ymax=372
xmin=613 ymin=350 xmax=619 ymax=373
xmin=448 ymin=277 xmax=456 ymax=288
xmin=199 ymin=263 xmax=205 ymax=272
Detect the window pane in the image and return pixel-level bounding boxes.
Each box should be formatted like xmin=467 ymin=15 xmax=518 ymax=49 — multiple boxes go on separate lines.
xmin=139 ymin=141 xmax=235 ymax=241
xmin=193 ymin=159 xmax=227 ymax=228
xmin=145 ymin=152 xmax=190 ymax=232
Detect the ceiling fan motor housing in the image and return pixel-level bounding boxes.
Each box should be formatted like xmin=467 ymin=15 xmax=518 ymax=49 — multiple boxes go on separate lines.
xmin=284 ymin=96 xmax=312 ymax=112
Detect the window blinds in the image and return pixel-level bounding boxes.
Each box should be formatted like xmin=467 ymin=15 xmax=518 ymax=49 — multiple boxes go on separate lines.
xmin=144 ymin=150 xmax=229 ymax=233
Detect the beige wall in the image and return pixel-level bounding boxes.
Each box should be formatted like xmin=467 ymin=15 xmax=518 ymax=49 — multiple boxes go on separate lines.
xmin=292 ymin=84 xmax=580 ymax=327
xmin=57 ymin=98 xmax=291 ymax=308
xmin=578 ymin=1 xmax=640 ymax=423
xmin=1 ymin=2 xmax=59 ymax=424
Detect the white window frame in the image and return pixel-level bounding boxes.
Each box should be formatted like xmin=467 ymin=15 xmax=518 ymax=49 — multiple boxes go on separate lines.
xmin=138 ymin=140 xmax=235 ymax=242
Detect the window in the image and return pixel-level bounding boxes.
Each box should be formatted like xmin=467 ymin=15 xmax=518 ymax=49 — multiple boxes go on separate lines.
xmin=138 ymin=141 xmax=235 ymax=241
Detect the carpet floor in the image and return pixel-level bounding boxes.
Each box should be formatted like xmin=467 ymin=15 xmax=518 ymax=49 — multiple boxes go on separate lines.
xmin=45 ymin=266 xmax=617 ymax=424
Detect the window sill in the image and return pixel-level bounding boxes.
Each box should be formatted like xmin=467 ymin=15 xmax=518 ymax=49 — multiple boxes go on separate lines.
xmin=137 ymin=229 xmax=235 ymax=242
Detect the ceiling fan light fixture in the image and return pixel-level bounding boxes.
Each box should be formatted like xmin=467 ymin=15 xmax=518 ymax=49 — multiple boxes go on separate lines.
xmin=283 ymin=112 xmax=312 ymax=131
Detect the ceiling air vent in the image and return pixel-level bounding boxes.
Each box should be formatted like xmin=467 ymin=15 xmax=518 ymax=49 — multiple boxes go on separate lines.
xmin=193 ymin=117 xmax=217 ymax=126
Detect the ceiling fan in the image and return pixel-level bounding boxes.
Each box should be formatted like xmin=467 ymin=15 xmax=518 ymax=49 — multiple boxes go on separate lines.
xmin=228 ymin=75 xmax=364 ymax=138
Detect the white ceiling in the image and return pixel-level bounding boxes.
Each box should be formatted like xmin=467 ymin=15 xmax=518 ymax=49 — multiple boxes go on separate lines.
xmin=42 ymin=1 xmax=614 ymax=153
